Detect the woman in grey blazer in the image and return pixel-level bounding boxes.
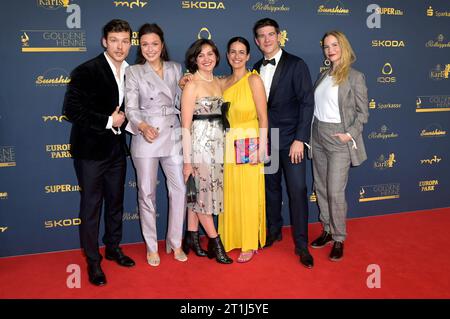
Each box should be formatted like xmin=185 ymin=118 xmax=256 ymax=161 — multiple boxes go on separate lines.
xmin=125 ymin=23 xmax=187 ymax=266
xmin=309 ymin=31 xmax=369 ymax=261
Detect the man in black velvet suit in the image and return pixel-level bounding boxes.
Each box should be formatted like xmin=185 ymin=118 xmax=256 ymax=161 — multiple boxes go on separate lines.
xmin=253 ymin=18 xmax=315 ymax=268
xmin=63 ymin=19 xmax=135 ymax=286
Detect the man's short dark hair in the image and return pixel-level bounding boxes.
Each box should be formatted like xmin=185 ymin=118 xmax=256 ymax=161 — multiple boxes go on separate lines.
xmin=253 ymin=18 xmax=280 ymax=38
xmin=185 ymin=39 xmax=220 ymax=73
xmin=102 ymin=19 xmax=132 ymax=39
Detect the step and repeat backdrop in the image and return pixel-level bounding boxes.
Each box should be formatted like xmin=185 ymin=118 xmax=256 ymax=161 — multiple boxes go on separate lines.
xmin=1 ymin=0 xmax=449 ymax=257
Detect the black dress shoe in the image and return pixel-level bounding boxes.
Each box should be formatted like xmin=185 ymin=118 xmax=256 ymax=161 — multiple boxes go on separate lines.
xmin=311 ymin=231 xmax=333 ymax=248
xmin=329 ymin=241 xmax=344 ymax=261
xmin=264 ymin=231 xmax=282 ymax=248
xmin=298 ymin=248 xmax=314 ymax=269
xmin=105 ymin=247 xmax=135 ymax=267
xmin=88 ymin=263 xmax=106 ymax=286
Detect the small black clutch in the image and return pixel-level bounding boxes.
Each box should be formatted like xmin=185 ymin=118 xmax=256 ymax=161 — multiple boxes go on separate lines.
xmin=186 ymin=174 xmax=197 ymax=204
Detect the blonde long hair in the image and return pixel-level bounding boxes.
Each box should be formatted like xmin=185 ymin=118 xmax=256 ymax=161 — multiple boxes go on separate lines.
xmin=322 ymin=31 xmax=356 ymax=85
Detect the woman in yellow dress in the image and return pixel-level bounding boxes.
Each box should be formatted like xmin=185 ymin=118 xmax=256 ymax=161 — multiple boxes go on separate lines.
xmin=218 ymin=37 xmax=268 ymax=263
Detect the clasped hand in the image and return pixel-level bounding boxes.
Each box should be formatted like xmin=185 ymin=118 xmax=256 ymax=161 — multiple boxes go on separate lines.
xmin=139 ymin=122 xmax=159 ymax=143
xmin=111 ymin=106 xmax=125 ymax=127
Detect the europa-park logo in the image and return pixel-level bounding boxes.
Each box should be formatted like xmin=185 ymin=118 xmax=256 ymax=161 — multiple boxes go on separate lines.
xmin=426 ymin=6 xmax=450 ymax=18
xmin=113 ymin=0 xmax=148 ymax=8
xmin=181 ymin=0 xmax=226 ymax=10
xmin=46 ymin=144 xmax=72 ymax=159
xmin=0 ymin=146 xmax=16 ymax=168
xmin=317 ymin=0 xmax=350 ymax=16
xmin=426 ymin=34 xmax=450 ymax=49
xmin=21 ymin=0 xmax=86 ymax=52
xmin=359 ymin=183 xmax=400 ymax=202
xmin=36 ymin=68 xmax=71 ymax=86
xmin=252 ymin=0 xmax=290 ymax=13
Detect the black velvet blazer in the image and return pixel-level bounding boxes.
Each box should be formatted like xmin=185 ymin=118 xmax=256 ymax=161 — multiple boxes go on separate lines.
xmin=63 ymin=53 xmax=128 ymax=160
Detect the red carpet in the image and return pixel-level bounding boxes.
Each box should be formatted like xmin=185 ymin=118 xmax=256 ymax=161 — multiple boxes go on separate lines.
xmin=1 ymin=208 xmax=449 ymax=299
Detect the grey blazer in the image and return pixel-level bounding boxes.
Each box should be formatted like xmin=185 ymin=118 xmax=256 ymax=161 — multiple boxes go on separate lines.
xmin=125 ymin=61 xmax=183 ymax=158
xmin=310 ymin=67 xmax=369 ymax=166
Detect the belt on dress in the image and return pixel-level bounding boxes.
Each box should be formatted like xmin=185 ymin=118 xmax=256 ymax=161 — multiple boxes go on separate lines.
xmin=192 ymin=114 xmax=222 ymax=121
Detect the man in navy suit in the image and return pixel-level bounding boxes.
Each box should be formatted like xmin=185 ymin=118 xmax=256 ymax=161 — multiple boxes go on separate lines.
xmin=63 ymin=19 xmax=135 ymax=286
xmin=253 ymin=18 xmax=315 ymax=268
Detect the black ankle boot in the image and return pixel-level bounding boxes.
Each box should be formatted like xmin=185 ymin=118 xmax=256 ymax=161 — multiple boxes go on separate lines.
xmin=207 ymin=235 xmax=233 ymax=264
xmin=182 ymin=230 xmax=207 ymax=257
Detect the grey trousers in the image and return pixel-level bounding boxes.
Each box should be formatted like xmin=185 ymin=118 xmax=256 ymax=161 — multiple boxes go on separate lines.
xmin=312 ymin=118 xmax=351 ymax=242
xmin=133 ymin=155 xmax=186 ymax=253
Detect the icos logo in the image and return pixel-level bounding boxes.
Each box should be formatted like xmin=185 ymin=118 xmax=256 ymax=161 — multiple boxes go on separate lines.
xmin=317 ymin=0 xmax=350 ymax=16
xmin=373 ymin=153 xmax=396 ymax=170
xmin=197 ymin=27 xmax=212 ymax=40
xmin=420 ymin=155 xmax=442 ymax=166
xmin=45 ymin=184 xmax=80 ymax=193
xmin=0 ymin=192 xmax=8 ymax=200
xmin=252 ymin=0 xmax=290 ymax=13
xmin=46 ymin=144 xmax=72 ymax=158
xmin=427 ymin=6 xmax=450 ymax=18
xmin=369 ymin=98 xmax=401 ymax=110
xmin=181 ymin=1 xmax=226 ymax=10
xmin=36 ymin=68 xmax=70 ymax=86
xmin=377 ymin=62 xmax=396 ymax=84
xmin=42 ymin=115 xmax=68 ymax=123
xmin=113 ymin=0 xmax=148 ymax=8
xmin=371 ymin=40 xmax=405 ymax=48
xmin=419 ymin=124 xmax=447 ymax=138
xmin=429 ymin=64 xmax=450 ymax=81
xmin=21 ymin=1 xmax=85 ymax=52
xmin=368 ymin=125 xmax=399 ymax=140
xmin=0 ymin=146 xmax=16 ymax=167
xmin=416 ymin=95 xmax=450 ymax=113
xmin=419 ymin=180 xmax=439 ymax=192
xmin=426 ymin=34 xmax=450 ymax=49
xmin=45 ymin=218 xmax=81 ymax=228
xmin=359 ymin=183 xmax=400 ymax=202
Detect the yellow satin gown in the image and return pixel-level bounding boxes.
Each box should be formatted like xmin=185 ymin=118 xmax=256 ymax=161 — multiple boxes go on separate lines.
xmin=218 ymin=71 xmax=266 ymax=252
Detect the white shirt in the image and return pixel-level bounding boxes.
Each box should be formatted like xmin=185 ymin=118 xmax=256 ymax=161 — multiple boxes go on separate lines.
xmin=314 ymin=74 xmax=341 ymax=123
xmin=259 ymin=48 xmax=283 ymax=101
xmin=104 ymin=52 xmax=129 ymax=134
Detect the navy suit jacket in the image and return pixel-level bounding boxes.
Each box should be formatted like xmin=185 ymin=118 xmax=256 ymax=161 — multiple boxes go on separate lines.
xmin=253 ymin=50 xmax=314 ymax=150
xmin=63 ymin=53 xmax=128 ymax=160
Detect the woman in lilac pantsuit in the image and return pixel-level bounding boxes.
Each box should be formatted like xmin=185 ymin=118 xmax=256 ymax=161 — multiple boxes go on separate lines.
xmin=125 ymin=23 xmax=187 ymax=267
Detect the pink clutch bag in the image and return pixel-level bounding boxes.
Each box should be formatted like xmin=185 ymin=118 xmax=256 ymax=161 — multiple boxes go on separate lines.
xmin=234 ymin=137 xmax=260 ymax=164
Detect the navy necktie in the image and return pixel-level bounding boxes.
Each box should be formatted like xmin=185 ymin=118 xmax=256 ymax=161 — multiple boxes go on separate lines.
xmin=262 ymin=58 xmax=276 ymax=66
